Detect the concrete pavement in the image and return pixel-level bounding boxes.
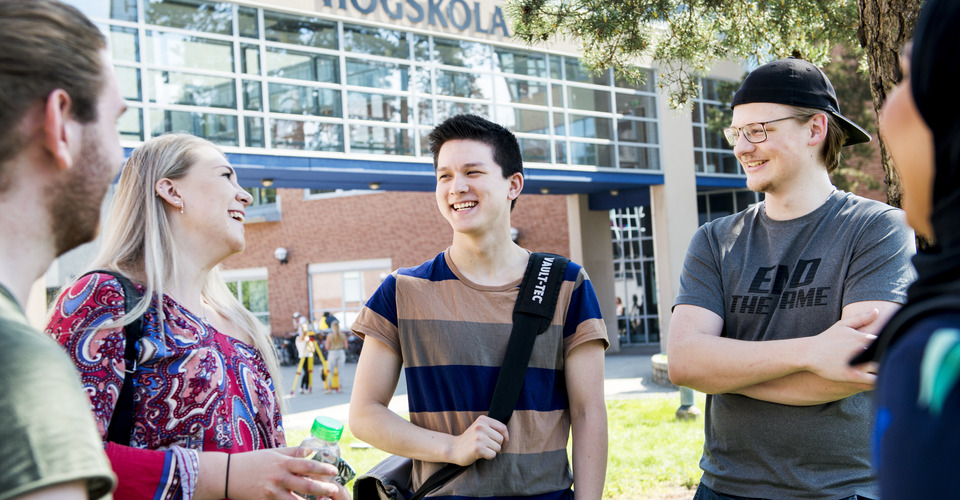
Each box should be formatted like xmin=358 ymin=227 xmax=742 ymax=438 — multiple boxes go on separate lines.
xmin=279 ymin=345 xmax=675 ymax=433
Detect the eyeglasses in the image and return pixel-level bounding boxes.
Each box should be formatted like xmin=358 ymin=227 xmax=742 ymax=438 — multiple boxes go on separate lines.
xmin=722 ymin=116 xmax=797 ymax=147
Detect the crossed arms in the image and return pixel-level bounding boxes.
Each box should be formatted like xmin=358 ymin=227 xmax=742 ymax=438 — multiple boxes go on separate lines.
xmin=667 ymin=300 xmax=900 ymax=406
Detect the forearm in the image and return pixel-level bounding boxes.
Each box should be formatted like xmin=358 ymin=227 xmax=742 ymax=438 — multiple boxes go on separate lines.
xmin=667 ymin=332 xmax=810 ymax=394
xmin=570 ymin=403 xmax=607 ymax=500
xmin=734 ymin=371 xmax=874 ymax=406
xmin=349 ymin=400 xmax=458 ymax=464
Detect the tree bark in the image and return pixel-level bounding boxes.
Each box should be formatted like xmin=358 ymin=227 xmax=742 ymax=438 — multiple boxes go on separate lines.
xmin=857 ymin=0 xmax=922 ymax=208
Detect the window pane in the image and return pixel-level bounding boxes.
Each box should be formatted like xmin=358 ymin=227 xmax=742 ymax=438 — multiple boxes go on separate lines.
xmin=243 ymin=80 xmax=262 ymax=111
xmin=115 ymin=67 xmax=141 ymax=101
xmin=570 ymin=141 xmax=613 ymax=167
xmin=736 ymin=190 xmax=758 ymax=211
xmin=418 ymin=100 xmax=434 ymax=125
xmin=346 ymin=59 xmax=408 ymax=91
xmin=552 ymin=112 xmax=565 ymax=135
xmin=500 ymin=77 xmax=547 ymax=106
xmin=343 ymin=24 xmax=408 ymax=58
xmin=435 ymin=101 xmax=490 ymax=122
xmin=619 ymin=145 xmax=660 ymax=171
xmin=239 ymin=6 xmax=258 ymax=38
xmin=245 ymin=117 xmax=264 ymax=147
xmin=567 ymin=87 xmax=611 ymax=112
xmin=68 ymin=0 xmax=137 ymax=21
xmin=568 ymin=114 xmax=613 ymax=140
xmin=145 ymin=31 xmax=233 ymax=73
xmin=244 ymin=187 xmax=277 ymax=205
xmin=271 ymin=119 xmax=344 ymax=152
xmin=616 ymin=93 xmax=657 ymax=118
xmin=109 ymin=26 xmax=138 ymax=63
xmin=498 ymin=107 xmax=549 ymax=135
xmin=119 ymin=108 xmax=143 ymax=142
xmin=565 ymin=58 xmax=609 ymax=85
xmin=549 ymin=55 xmax=561 ymax=79
xmin=263 ymin=10 xmax=337 ymax=49
xmin=617 ymin=119 xmax=658 ymax=144
xmin=614 ymin=68 xmax=656 ymax=92
xmin=145 ymin=0 xmax=233 ymax=34
xmin=148 ymin=70 xmax=236 ymax=108
xmin=347 ymin=92 xmax=409 ymax=123
xmin=436 ymin=69 xmax=490 ymax=99
xmin=265 ymin=48 xmax=338 ymax=83
xmin=495 ymin=49 xmax=547 ymax=78
xmin=708 ymin=192 xmax=734 ymax=219
xmin=151 ymin=110 xmax=238 ymax=145
xmin=705 ymin=127 xmax=727 ymax=150
xmin=413 ymin=34 xmax=430 ymax=62
xmin=242 ymin=44 xmax=260 ymax=75
xmin=269 ymin=83 xmax=341 ymax=117
xmin=519 ymin=137 xmax=549 ymax=163
xmin=554 ymin=140 xmax=567 ymax=163
xmin=708 ymin=152 xmax=740 ymax=175
xmin=692 ymin=125 xmax=704 ymax=148
xmin=432 ymin=38 xmax=492 ymax=69
xmin=350 ymin=125 xmax=413 ymax=155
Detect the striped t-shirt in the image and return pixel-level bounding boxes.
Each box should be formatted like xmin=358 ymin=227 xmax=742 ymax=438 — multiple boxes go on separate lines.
xmin=351 ymin=249 xmax=608 ymax=499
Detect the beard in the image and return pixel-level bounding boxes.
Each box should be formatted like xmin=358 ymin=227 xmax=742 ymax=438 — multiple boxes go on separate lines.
xmin=47 ymin=126 xmax=116 ymax=257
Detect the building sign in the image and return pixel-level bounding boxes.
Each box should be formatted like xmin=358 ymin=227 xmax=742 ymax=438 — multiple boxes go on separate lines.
xmin=319 ymin=0 xmax=510 ymax=37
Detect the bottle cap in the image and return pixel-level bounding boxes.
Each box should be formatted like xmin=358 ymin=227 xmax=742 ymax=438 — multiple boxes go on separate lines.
xmin=310 ymin=416 xmax=344 ymax=442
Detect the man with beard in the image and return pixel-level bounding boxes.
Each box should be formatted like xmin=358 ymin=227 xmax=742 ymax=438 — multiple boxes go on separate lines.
xmin=0 ymin=0 xmax=126 ymax=498
xmin=667 ymin=59 xmax=916 ymax=499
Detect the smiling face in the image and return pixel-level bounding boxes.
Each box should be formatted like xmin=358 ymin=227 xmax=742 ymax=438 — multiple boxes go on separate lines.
xmin=435 ymin=139 xmax=522 ymax=238
xmin=879 ymin=52 xmax=935 ymax=239
xmin=170 ymin=146 xmax=252 ymax=258
xmin=730 ymin=102 xmax=824 ymax=194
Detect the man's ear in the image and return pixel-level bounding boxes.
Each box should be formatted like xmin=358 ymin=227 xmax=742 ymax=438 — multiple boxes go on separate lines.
xmin=808 ymin=113 xmax=829 ymax=146
xmin=155 ymin=178 xmax=182 ymax=210
xmin=42 ymin=89 xmax=79 ymax=171
xmin=507 ymin=172 xmax=524 ymax=201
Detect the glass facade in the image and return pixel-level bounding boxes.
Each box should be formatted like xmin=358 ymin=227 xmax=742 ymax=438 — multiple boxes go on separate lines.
xmin=611 ymin=207 xmax=658 ymax=345
xmin=74 ymin=0 xmax=660 ymax=169
xmin=697 ymin=189 xmax=763 ymax=226
xmin=692 ymin=78 xmax=740 ymax=175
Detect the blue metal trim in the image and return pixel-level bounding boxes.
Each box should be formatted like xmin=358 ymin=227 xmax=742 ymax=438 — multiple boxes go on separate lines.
xmin=123 ymin=148 xmax=666 ymax=195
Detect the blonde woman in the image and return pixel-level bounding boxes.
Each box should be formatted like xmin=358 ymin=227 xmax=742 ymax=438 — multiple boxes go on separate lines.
xmin=46 ymin=134 xmax=348 ymax=500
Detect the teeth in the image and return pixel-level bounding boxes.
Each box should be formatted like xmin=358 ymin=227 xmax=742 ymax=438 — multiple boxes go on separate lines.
xmin=745 ymin=160 xmax=764 ymax=168
xmin=229 ymin=211 xmax=245 ymax=222
xmin=453 ymin=201 xmax=477 ymax=211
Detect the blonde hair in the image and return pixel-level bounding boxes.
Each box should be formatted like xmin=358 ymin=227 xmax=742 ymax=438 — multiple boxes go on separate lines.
xmin=63 ymin=133 xmax=281 ymax=396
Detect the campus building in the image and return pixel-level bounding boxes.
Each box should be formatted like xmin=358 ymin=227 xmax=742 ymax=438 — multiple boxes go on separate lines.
xmin=45 ymin=0 xmax=763 ymax=351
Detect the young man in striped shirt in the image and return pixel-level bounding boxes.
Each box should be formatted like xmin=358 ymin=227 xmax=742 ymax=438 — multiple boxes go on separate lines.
xmin=350 ymin=114 xmax=608 ymax=499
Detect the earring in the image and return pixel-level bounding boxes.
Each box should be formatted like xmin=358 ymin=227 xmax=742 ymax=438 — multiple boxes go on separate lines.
xmin=179 ymin=201 xmax=184 ymax=214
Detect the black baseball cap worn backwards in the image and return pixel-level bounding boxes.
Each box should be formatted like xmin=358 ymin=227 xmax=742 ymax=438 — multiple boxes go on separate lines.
xmin=731 ymin=58 xmax=872 ymax=146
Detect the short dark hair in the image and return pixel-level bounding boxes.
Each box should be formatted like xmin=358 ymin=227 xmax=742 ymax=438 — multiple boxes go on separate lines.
xmin=428 ymin=114 xmax=523 ymax=209
xmin=0 ymin=0 xmax=106 ymax=166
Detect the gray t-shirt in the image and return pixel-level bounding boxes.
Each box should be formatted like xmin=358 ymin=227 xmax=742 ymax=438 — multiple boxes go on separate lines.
xmin=0 ymin=285 xmax=115 ymax=499
xmin=675 ymin=191 xmax=915 ymax=499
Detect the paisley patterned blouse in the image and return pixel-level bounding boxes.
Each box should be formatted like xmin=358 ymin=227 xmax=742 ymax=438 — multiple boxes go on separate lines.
xmin=46 ymin=272 xmax=285 ymax=499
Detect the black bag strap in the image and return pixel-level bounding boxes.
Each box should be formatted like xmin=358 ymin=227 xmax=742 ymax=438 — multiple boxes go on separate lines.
xmin=410 ymin=253 xmax=569 ymax=500
xmin=82 ymin=270 xmax=146 ymax=444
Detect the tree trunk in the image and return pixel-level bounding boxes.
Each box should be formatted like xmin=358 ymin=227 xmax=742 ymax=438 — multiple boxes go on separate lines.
xmin=857 ymin=0 xmax=922 ymax=208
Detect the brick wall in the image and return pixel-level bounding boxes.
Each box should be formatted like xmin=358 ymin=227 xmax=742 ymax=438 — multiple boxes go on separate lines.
xmin=223 ymin=188 xmax=571 ymax=335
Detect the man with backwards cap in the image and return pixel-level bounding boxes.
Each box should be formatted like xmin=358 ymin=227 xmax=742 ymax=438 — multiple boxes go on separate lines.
xmin=667 ymin=58 xmax=916 ymax=499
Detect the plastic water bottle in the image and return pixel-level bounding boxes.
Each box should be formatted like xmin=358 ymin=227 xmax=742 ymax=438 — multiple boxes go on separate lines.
xmin=298 ymin=416 xmax=356 ymax=495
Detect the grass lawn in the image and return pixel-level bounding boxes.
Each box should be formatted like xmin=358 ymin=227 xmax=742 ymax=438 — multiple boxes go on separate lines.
xmin=285 ymin=392 xmax=707 ymax=498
